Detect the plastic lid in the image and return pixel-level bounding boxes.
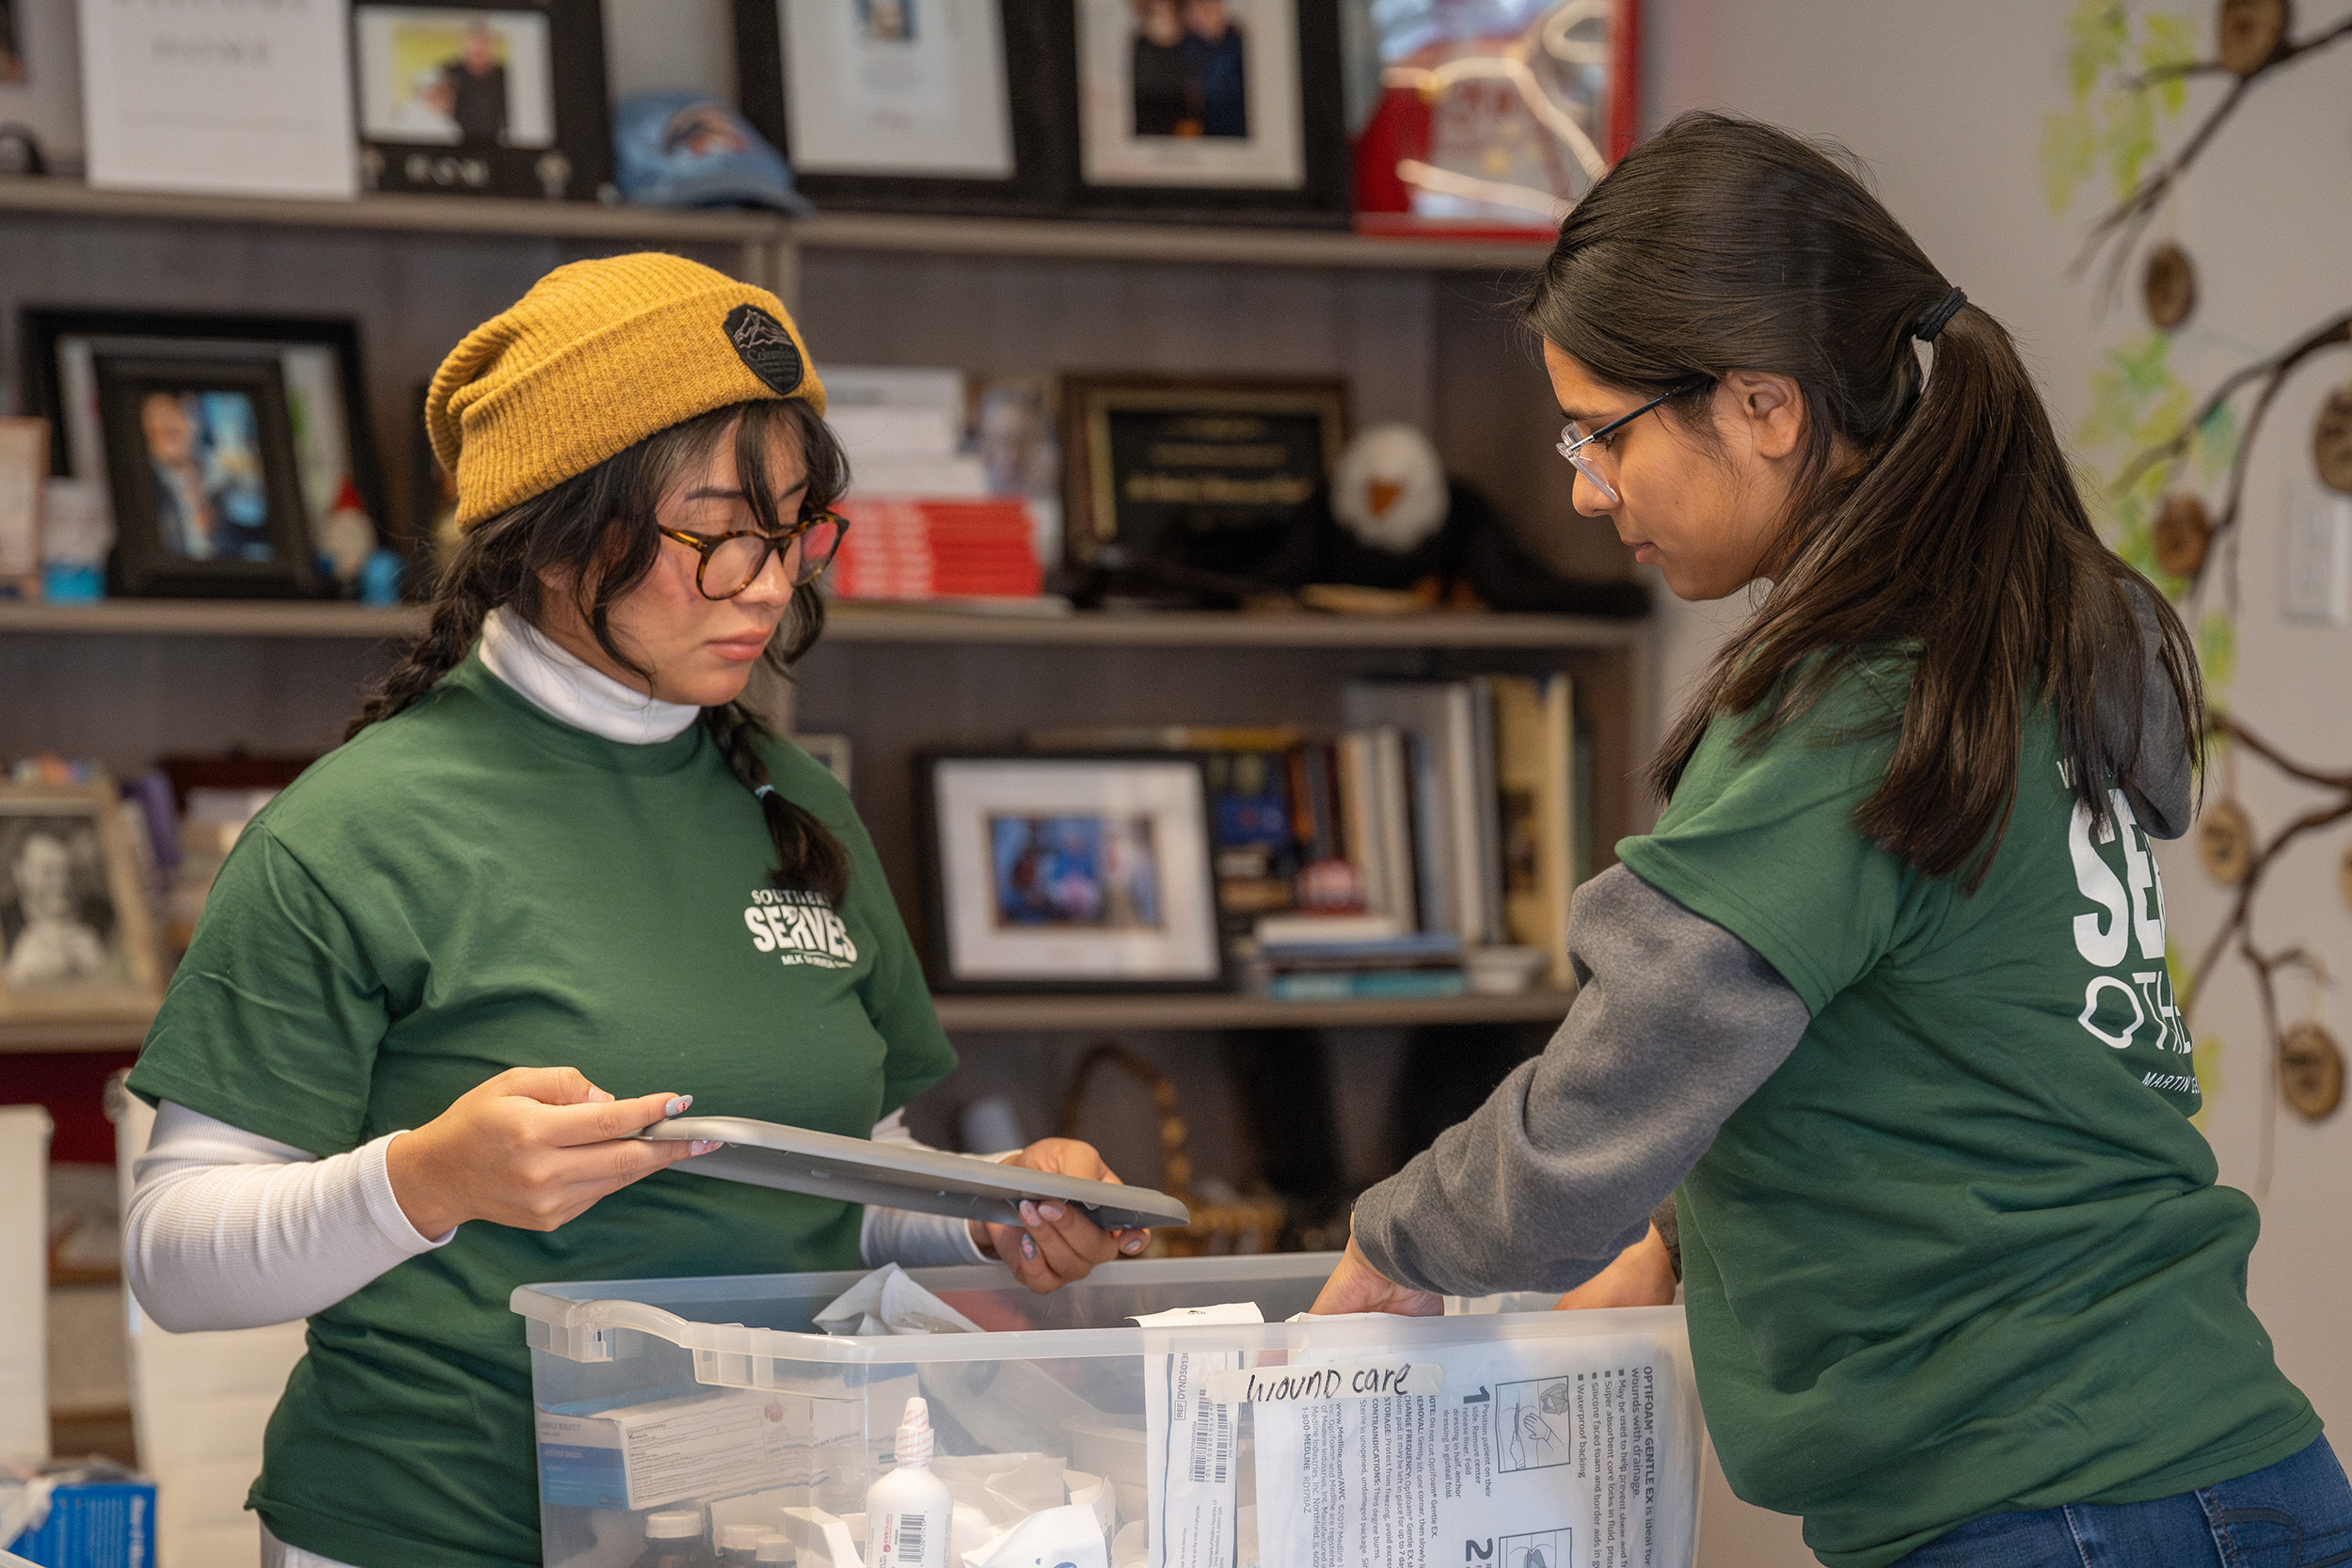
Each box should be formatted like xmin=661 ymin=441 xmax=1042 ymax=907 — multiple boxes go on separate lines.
xmin=894 ymin=1395 xmax=934 ymax=1467
xmin=646 ymin=1509 xmax=704 ymax=1540
xmin=755 ymin=1533 xmax=796 ymax=1564
xmin=721 ymin=1523 xmax=767 ymax=1549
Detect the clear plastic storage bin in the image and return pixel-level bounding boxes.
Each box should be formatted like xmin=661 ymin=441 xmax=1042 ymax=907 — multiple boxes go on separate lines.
xmin=513 ymin=1254 xmax=1702 ymax=1568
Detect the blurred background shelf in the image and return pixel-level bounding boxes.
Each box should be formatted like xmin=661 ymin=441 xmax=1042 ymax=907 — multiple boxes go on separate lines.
xmin=931 ymin=989 xmax=1574 ymax=1033
xmin=0 ymin=990 xmax=1575 ymax=1052
xmin=0 ymin=599 xmax=1641 ymax=648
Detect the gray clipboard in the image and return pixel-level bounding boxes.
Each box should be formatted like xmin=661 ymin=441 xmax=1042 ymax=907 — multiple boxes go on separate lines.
xmin=632 ymin=1115 xmax=1192 ymax=1232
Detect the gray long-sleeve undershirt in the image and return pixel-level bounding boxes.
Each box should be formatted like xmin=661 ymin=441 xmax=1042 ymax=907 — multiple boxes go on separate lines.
xmin=1352 ymin=863 xmax=1812 ymax=1298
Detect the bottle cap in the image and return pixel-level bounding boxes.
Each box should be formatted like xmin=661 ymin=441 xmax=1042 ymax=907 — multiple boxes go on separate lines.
xmin=755 ymin=1533 xmax=797 ymax=1564
xmin=722 ymin=1522 xmax=767 ymax=1549
xmin=646 ymin=1508 xmax=704 ymax=1539
xmin=894 ymin=1395 xmax=935 ymax=1467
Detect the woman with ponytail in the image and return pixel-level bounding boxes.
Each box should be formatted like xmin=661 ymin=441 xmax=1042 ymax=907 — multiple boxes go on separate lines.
xmin=1316 ymin=116 xmax=2349 ymax=1565
xmin=119 ymin=255 xmax=1142 ymax=1568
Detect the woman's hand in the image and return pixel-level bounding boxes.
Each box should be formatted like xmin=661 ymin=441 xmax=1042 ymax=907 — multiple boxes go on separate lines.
xmin=1311 ymin=1235 xmax=1444 ymax=1317
xmin=969 ymin=1137 xmax=1151 ymax=1294
xmin=386 ymin=1067 xmax=715 ymax=1238
xmin=1553 ymin=1224 xmax=1678 ymax=1309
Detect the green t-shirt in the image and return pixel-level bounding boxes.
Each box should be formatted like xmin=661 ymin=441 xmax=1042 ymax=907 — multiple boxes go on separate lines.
xmin=1616 ymin=661 xmax=2318 ymax=1568
xmin=126 ymin=655 xmax=958 ymax=1568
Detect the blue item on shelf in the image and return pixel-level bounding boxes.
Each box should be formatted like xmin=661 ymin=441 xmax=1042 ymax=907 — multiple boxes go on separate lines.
xmin=358 ymin=547 xmax=406 ymax=606
xmin=612 ymin=92 xmax=814 ymax=214
xmin=39 ymin=563 xmax=102 ymax=604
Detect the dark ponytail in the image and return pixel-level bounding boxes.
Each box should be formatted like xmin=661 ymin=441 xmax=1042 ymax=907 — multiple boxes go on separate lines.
xmin=351 ymin=397 xmax=852 ymax=905
xmin=1523 ymin=112 xmax=2202 ymax=887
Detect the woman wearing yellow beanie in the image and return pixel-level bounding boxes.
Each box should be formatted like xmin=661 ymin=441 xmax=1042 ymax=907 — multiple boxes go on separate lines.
xmin=119 ymin=254 xmax=1140 ymax=1568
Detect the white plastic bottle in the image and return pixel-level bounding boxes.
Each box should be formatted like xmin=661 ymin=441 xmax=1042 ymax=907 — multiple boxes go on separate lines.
xmin=866 ymin=1396 xmax=952 ymax=1568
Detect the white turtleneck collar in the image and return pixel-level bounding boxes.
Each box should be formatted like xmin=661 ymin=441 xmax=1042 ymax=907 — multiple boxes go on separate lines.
xmin=476 ymin=607 xmax=702 ymax=745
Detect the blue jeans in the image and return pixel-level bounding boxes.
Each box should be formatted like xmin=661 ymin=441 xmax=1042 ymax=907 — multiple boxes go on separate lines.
xmin=1891 ymin=1437 xmax=2352 ymax=1567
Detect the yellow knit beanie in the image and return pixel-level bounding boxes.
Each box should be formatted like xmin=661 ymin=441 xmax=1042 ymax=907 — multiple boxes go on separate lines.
xmin=426 ymin=252 xmax=826 ymax=531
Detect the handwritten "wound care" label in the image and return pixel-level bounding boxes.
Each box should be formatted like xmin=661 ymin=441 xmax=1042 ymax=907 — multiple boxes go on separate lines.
xmin=1201 ymin=1359 xmax=1442 ymax=1405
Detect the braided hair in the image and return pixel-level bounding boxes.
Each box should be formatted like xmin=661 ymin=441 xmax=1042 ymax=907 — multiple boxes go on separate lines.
xmin=350 ymin=397 xmax=851 ymax=904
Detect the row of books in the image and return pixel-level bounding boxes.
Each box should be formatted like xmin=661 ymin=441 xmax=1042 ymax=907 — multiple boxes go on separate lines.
xmin=1031 ymin=674 xmax=1592 ymax=994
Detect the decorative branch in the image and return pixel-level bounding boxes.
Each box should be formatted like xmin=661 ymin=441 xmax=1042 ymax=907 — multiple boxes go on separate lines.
xmin=2114 ymin=310 xmax=2352 ymax=595
xmin=2075 ymin=14 xmax=2352 ymax=284
xmin=2184 ymin=719 xmax=2352 ymax=1051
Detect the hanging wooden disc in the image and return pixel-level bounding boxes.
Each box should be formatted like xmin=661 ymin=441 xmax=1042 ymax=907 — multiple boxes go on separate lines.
xmin=2198 ymin=798 xmax=2256 ymax=884
xmin=2217 ymin=0 xmax=2292 ymax=75
xmin=2312 ymin=384 xmax=2352 ymax=495
xmin=2280 ymin=1022 xmax=2344 ymax=1119
xmin=2142 ymin=243 xmax=2198 ymax=329
xmin=2152 ymin=493 xmax=2213 ymax=577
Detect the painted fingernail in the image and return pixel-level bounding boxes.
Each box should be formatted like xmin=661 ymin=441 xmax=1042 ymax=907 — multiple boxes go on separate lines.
xmin=689 ymin=1139 xmax=721 ymax=1155
xmin=1122 ymin=1236 xmax=1148 ymax=1255
xmin=1020 ymin=1201 xmax=1042 ymax=1227
xmin=664 ymin=1095 xmax=691 ymax=1117
xmin=1021 ymin=1234 xmax=1038 ymax=1261
xmin=1039 ymin=1203 xmax=1068 ymax=1224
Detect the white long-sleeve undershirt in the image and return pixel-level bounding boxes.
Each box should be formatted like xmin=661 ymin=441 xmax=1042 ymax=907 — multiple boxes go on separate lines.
xmin=124 ymin=609 xmax=989 ymax=1337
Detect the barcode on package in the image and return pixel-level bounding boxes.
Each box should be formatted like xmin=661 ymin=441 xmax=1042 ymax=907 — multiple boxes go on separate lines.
xmin=897 ymin=1513 xmax=925 ymax=1562
xmin=1188 ymin=1402 xmax=1232 ymax=1484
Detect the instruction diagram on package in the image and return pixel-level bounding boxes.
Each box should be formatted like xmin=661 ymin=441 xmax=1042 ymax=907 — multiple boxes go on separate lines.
xmin=1501 ymin=1527 xmax=1573 ymax=1568
xmin=1496 ymin=1378 xmax=1574 ymax=1472
xmin=1249 ymin=1329 xmax=1700 ymax=1568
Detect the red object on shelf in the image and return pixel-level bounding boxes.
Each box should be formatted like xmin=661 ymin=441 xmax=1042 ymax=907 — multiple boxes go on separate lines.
xmin=1610 ymin=0 xmax=1642 ymax=163
xmin=1353 ymin=85 xmax=1432 ymax=216
xmin=831 ymin=496 xmax=1042 ymax=601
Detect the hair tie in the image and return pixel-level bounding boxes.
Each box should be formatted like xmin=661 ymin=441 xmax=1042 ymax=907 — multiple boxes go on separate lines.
xmin=1915 ymin=287 xmax=1967 ymax=342
xmin=754 ymin=784 xmax=775 ymax=801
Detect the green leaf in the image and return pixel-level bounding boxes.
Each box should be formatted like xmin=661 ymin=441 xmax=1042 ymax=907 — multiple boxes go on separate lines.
xmin=2102 ymin=86 xmax=2160 ymax=200
xmin=2041 ymin=108 xmax=2101 ymax=214
xmin=2067 ymin=0 xmax=2130 ymax=100
xmin=2193 ymin=400 xmax=2240 ymax=484
xmin=2197 ymin=610 xmax=2237 ymax=690
xmin=2138 ymin=13 xmax=2199 ymax=115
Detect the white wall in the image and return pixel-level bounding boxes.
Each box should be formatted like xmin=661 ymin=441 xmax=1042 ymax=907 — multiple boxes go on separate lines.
xmin=1640 ymin=1 xmax=2352 ymax=1561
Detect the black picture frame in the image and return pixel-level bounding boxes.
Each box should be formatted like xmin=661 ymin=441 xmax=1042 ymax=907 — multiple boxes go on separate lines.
xmin=93 ymin=353 xmax=321 ymax=599
xmin=1060 ymin=372 xmax=1348 ymax=571
xmin=733 ymin=0 xmax=1070 ymax=216
xmin=1057 ymin=0 xmax=1349 ymax=228
xmin=350 ymin=0 xmax=613 ymax=201
xmin=915 ymin=750 xmax=1232 ymax=994
xmin=18 ymin=308 xmax=391 ymax=558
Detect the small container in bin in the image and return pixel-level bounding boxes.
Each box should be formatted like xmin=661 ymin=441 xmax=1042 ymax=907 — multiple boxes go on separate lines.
xmin=513 ymin=1255 xmax=1702 ymax=1568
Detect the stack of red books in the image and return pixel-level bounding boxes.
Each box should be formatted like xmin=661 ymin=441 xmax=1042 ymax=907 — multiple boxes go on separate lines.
xmin=829 ymin=497 xmax=1042 ymax=601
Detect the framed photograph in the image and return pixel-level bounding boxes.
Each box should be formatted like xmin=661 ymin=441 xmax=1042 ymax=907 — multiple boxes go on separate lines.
xmin=352 ymin=1 xmax=613 ymax=199
xmin=0 ymin=779 xmax=166 ymax=1026
xmin=0 ymin=417 xmax=43 ymax=597
xmin=92 ymin=352 xmax=321 ymax=598
xmin=1061 ymin=373 xmax=1347 ymax=575
xmin=734 ymin=0 xmax=1070 ymax=214
xmin=80 ymin=0 xmax=356 ymax=198
xmin=1062 ymin=0 xmax=1348 ymax=225
xmin=0 ymin=0 xmax=84 ymax=172
xmin=20 ymin=309 xmax=389 ymax=565
xmin=917 ymin=752 xmax=1228 ymax=992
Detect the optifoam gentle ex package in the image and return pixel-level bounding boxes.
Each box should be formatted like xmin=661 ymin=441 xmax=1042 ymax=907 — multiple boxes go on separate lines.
xmin=535 ymin=1371 xmax=918 ymax=1512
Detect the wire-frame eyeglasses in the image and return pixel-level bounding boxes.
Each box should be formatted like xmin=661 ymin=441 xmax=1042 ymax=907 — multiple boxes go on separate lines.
xmin=1554 ymin=375 xmax=1714 ymax=507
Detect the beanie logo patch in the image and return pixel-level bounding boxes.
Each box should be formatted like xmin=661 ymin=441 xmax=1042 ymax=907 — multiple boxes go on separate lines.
xmin=723 ymin=304 xmax=804 ymax=396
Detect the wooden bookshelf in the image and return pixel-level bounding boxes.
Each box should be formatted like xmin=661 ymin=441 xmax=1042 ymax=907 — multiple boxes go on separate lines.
xmin=0 ymin=177 xmax=1550 ymax=276
xmin=930 ymin=989 xmax=1573 ymax=1034
xmin=0 ymin=989 xmax=1574 ymax=1054
xmin=0 ymin=598 xmax=1641 ymax=649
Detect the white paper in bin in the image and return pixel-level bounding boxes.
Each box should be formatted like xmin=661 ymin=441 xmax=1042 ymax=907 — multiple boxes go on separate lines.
xmin=512 ymin=1257 xmax=1704 ymax=1568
